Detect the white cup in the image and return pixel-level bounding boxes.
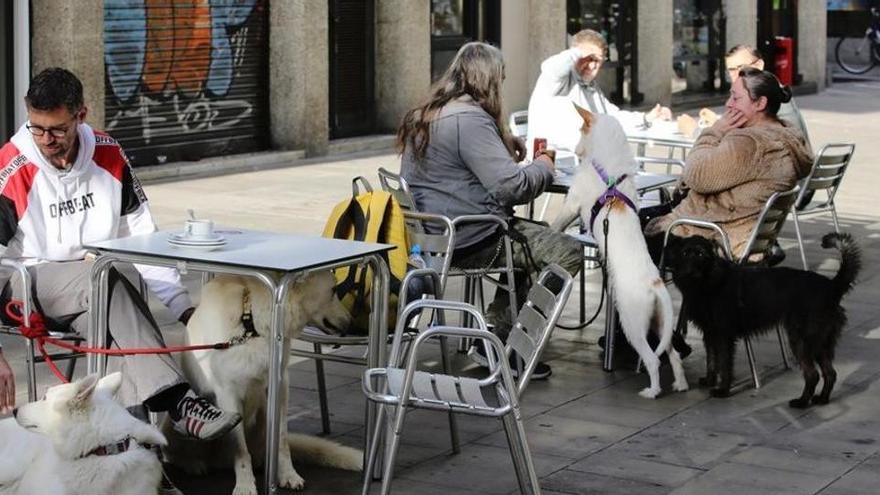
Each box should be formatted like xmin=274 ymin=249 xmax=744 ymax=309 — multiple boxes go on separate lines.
xmin=184 ymin=219 xmax=214 ymax=239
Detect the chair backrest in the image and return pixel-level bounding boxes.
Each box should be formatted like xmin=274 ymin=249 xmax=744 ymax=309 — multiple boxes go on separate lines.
xmin=505 ymin=264 xmax=573 ymax=397
xmin=739 ymin=186 xmax=800 ymax=264
xmin=797 ymin=143 xmax=855 ymax=209
xmin=508 ymin=110 xmax=528 ymax=139
xmin=377 ymin=167 xmax=417 ymax=211
xmin=401 ymin=211 xmax=455 ymax=293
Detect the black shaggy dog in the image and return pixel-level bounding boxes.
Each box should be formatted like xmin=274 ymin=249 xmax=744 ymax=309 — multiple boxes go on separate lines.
xmin=665 ymin=232 xmax=860 ymax=408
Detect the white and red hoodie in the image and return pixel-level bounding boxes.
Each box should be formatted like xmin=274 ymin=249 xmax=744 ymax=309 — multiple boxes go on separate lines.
xmin=0 ymin=123 xmax=193 ymax=318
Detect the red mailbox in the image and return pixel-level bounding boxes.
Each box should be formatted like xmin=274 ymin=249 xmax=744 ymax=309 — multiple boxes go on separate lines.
xmin=774 ymin=36 xmax=794 ymax=86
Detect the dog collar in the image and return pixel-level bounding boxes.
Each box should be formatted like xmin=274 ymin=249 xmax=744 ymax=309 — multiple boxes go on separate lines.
xmin=83 ymin=437 xmax=154 ymax=458
xmin=240 ymin=288 xmax=260 ymax=339
xmin=588 ymin=159 xmax=638 ymax=229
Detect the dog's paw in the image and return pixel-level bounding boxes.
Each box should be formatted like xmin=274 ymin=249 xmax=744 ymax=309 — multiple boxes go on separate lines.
xmin=232 ymin=484 xmax=258 ymax=495
xmin=789 ymin=397 xmax=811 ymax=409
xmin=811 ymin=395 xmax=830 ymax=406
xmin=709 ymin=387 xmax=731 ymax=398
xmin=639 ymin=387 xmax=661 ymax=399
xmin=672 ymin=379 xmax=689 ymax=392
xmin=278 ymin=469 xmax=306 ymax=491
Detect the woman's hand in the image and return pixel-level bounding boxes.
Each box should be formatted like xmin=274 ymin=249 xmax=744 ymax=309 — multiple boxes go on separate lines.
xmin=512 ymin=137 xmax=527 ymax=163
xmin=713 ymin=109 xmax=749 ymax=133
xmin=0 ymin=351 xmax=14 ymax=415
xmin=536 ymin=151 xmax=556 ymax=172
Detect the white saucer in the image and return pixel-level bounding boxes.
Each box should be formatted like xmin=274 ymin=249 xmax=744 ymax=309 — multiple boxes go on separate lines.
xmin=167 ymin=232 xmax=227 ymax=250
xmin=168 ymin=232 xmax=226 ymax=244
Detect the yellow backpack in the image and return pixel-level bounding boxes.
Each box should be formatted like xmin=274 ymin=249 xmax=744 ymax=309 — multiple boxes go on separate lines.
xmin=322 ymin=177 xmax=409 ymax=334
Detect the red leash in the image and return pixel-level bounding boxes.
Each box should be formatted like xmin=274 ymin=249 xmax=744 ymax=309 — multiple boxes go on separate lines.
xmin=5 ymin=300 xmax=234 ymax=384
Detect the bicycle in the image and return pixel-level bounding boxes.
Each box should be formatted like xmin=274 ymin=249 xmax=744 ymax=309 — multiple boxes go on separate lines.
xmin=835 ymin=7 xmax=880 ymax=75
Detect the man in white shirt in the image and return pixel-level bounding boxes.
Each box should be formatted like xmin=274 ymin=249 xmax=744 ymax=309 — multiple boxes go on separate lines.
xmin=526 ymin=29 xmax=673 ymax=159
xmin=0 ymin=68 xmax=240 ymax=452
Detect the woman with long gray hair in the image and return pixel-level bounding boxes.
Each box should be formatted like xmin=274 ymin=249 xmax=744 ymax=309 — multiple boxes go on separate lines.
xmin=399 ymin=42 xmax=582 ymax=379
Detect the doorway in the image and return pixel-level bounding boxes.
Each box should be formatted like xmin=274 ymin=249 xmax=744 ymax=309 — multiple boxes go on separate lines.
xmin=757 ymin=0 xmax=799 ymax=85
xmin=430 ymin=0 xmax=501 ymax=81
xmin=329 ymin=0 xmax=376 ymax=139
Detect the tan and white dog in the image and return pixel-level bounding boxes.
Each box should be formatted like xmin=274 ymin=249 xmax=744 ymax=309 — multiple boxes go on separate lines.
xmin=164 ymin=271 xmax=360 ymax=495
xmin=0 ymin=373 xmax=166 ymax=495
xmin=551 ymin=104 xmax=688 ymax=399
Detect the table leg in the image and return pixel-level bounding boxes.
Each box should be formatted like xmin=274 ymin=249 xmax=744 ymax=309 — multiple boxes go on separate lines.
xmin=264 ymin=276 xmax=289 ymax=495
xmin=365 ymin=255 xmax=389 ymax=480
xmin=603 ymin=285 xmax=616 ymax=372
xmin=87 ymin=256 xmax=115 ymax=376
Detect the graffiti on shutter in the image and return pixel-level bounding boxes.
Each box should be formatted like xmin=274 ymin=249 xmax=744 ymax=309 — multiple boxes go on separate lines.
xmin=104 ymin=0 xmax=269 ymax=166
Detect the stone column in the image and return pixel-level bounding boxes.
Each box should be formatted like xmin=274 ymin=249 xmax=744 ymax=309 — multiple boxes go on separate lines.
xmin=798 ymin=0 xmax=827 ymax=90
xmin=638 ymin=0 xmax=673 ymax=106
xmin=31 ymin=0 xmax=105 ymax=127
xmin=270 ymin=0 xmax=329 ymax=155
xmin=500 ymin=0 xmax=566 ymax=113
xmin=375 ymin=0 xmax=431 ymax=133
xmin=725 ymin=0 xmax=757 ymax=49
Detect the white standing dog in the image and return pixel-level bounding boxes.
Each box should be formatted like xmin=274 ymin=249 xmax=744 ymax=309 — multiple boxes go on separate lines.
xmin=165 ymin=271 xmax=361 ymax=495
xmin=0 ymin=373 xmax=166 ymax=495
xmin=551 ymin=104 xmax=688 ymax=398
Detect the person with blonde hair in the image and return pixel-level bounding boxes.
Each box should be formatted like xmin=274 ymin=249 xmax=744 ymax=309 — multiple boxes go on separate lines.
xmin=399 ymin=42 xmax=582 ymax=379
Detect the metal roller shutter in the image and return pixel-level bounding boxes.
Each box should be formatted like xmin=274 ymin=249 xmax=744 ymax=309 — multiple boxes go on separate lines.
xmin=104 ymin=0 xmax=269 ymax=167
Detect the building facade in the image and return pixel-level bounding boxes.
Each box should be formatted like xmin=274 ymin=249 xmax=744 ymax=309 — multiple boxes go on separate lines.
xmin=14 ymin=0 xmax=827 ymax=167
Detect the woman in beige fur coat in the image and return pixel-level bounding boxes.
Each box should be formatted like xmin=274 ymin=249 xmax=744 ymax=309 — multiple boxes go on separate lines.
xmin=645 ymin=68 xmax=814 ymax=259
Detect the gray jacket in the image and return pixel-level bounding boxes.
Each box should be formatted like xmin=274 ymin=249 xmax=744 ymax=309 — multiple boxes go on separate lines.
xmin=401 ymin=97 xmax=554 ymax=248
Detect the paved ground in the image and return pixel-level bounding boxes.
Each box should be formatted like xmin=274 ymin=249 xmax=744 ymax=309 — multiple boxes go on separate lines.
xmin=2 ymin=79 xmax=879 ymax=494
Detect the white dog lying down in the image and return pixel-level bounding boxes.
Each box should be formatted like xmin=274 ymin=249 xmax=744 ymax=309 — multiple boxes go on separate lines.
xmin=0 ymin=373 xmax=166 ymax=495
xmin=551 ymin=103 xmax=688 ymax=399
xmin=164 ymin=271 xmax=360 ymax=494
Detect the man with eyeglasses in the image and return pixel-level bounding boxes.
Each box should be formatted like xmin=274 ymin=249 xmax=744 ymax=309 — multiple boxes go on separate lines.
xmin=525 ymin=29 xmax=673 ymax=159
xmin=0 ymin=68 xmax=240 ymax=494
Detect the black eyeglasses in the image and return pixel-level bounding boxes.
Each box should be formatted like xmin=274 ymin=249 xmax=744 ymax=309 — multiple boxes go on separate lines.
xmin=26 ymin=113 xmax=80 ymax=139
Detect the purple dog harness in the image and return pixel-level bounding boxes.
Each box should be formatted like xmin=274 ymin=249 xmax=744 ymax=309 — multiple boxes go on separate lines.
xmin=588 ymin=160 xmax=638 ymax=230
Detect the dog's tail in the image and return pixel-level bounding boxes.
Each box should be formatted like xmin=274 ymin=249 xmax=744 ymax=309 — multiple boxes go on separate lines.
xmin=651 ymin=279 xmax=674 ymax=357
xmin=288 ymin=433 xmax=363 ymax=472
xmin=822 ymin=232 xmax=861 ymax=300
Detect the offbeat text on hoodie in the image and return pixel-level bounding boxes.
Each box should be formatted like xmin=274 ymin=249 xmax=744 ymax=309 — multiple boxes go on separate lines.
xmin=0 ymin=123 xmax=192 ymax=318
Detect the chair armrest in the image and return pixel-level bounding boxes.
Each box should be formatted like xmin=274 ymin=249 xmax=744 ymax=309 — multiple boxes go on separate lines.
xmin=451 ymin=214 xmax=510 ymax=231
xmin=388 ymin=298 xmax=488 ymax=367
xmin=0 ymin=258 xmax=33 ymax=327
xmin=635 ymin=156 xmax=686 ymax=174
xmin=659 ymin=218 xmax=734 ymax=271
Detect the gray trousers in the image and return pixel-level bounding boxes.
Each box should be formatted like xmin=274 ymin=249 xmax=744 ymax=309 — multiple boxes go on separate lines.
xmin=453 ymin=218 xmax=582 ymax=338
xmin=3 ymin=260 xmax=185 ymax=409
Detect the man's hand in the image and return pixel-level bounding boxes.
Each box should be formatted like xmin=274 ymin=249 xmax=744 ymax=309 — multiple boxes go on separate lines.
xmin=677 ymin=114 xmax=698 ymax=137
xmin=646 ymin=103 xmax=673 ymax=122
xmin=713 ymin=109 xmax=748 ymax=133
xmin=178 ymin=307 xmax=196 ymax=326
xmin=0 ymin=351 xmax=14 ymax=415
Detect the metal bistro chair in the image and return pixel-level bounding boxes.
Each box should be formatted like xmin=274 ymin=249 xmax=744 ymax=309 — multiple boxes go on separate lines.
xmin=294 ymin=209 xmax=456 ymax=435
xmin=362 ymin=264 xmax=574 ymax=495
xmin=791 ymin=143 xmax=855 ymax=269
xmin=659 ymin=186 xmax=800 ymax=390
xmin=0 ymin=258 xmax=150 ymax=401
xmin=378 ymin=167 xmax=519 ymax=345
xmin=508 ymin=110 xmax=529 ymax=139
